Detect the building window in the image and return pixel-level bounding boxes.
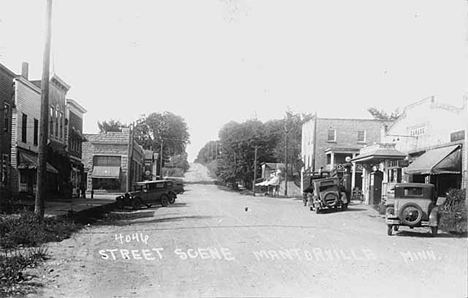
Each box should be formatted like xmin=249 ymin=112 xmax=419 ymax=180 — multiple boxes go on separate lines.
xmin=93 ymin=156 xmax=121 ymax=167
xmin=55 ymin=108 xmax=59 ymax=138
xmin=49 ymin=106 xmax=54 ymax=136
xmin=327 ymin=129 xmax=336 ymax=142
xmin=34 ymin=119 xmax=39 ymax=145
xmin=21 ymin=113 xmax=27 ymax=143
xmin=59 ymin=112 xmax=63 ymax=139
xmin=357 ymin=130 xmax=366 ymax=143
xmin=3 ymin=103 xmax=10 ymax=132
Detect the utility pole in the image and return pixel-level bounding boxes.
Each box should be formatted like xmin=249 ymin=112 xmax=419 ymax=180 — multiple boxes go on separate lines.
xmin=252 ymin=146 xmax=258 ymax=196
xmin=159 ymin=139 xmax=163 ymax=179
xmin=35 ymin=0 xmax=53 ymax=219
xmin=284 ymin=116 xmax=289 ymax=197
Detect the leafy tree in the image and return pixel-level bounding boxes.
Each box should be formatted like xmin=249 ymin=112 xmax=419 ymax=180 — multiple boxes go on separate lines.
xmin=195 ymin=141 xmax=221 ymax=164
xmin=133 ymin=112 xmax=190 ymax=171
xmin=367 ymin=107 xmax=400 ymax=120
xmin=97 ymin=119 xmax=126 ymax=133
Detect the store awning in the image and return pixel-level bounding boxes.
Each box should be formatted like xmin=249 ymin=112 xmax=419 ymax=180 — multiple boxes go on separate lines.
xmin=405 ymin=145 xmax=461 ymax=175
xmin=17 ymin=152 xmax=59 ymax=174
xmin=351 ymin=143 xmax=406 ymax=164
xmin=91 ymin=166 xmax=121 ymax=179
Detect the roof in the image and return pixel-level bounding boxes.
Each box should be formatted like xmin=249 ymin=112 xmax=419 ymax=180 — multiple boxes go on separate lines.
xmin=405 ymin=145 xmax=461 ymax=175
xmin=351 ymin=143 xmax=406 ymax=164
xmin=261 ymin=162 xmax=285 ymax=169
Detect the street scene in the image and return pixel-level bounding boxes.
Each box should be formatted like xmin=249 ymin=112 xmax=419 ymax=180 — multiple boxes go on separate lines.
xmin=0 ymin=0 xmax=467 ymax=297
xmin=34 ymin=164 xmax=468 ymax=298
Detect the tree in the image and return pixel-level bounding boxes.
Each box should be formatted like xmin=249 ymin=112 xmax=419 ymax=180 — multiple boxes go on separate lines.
xmin=133 ymin=112 xmax=190 ymax=171
xmin=367 ymin=107 xmax=400 ymax=120
xmin=97 ymin=119 xmax=126 ymax=133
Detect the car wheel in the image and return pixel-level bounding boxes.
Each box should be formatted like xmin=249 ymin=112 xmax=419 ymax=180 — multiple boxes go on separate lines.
xmin=399 ymin=203 xmax=423 ymax=227
xmin=387 ymin=225 xmax=393 ymax=236
xmin=132 ymin=197 xmax=143 ymax=210
xmin=169 ymin=193 xmax=176 ymax=204
xmin=161 ymin=194 xmax=169 ymax=207
xmin=431 ymin=226 xmax=438 ymax=237
xmin=323 ymin=192 xmax=338 ymax=206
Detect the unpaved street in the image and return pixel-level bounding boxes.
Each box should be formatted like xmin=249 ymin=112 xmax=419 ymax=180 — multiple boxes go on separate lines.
xmin=37 ymin=164 xmax=467 ymax=298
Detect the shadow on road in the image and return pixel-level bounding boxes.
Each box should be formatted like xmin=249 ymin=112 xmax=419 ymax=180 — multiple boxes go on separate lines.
xmin=185 ymin=181 xmax=215 ymax=185
xmin=395 ymin=230 xmax=467 ymax=239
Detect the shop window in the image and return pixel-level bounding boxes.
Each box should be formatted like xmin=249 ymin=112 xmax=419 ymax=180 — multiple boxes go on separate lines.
xmin=93 ymin=156 xmax=121 ymax=167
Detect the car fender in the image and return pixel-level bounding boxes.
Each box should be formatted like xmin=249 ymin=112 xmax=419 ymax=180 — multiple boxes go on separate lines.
xmin=429 ymin=206 xmax=439 ymax=227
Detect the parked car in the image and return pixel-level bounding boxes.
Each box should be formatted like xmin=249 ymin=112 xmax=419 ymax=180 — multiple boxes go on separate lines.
xmin=308 ymin=177 xmax=348 ymax=213
xmin=302 ymin=171 xmax=331 ymax=206
xmin=163 ymin=176 xmax=185 ymax=195
xmin=115 ymin=180 xmax=175 ymax=209
xmin=385 ymin=183 xmax=440 ymax=237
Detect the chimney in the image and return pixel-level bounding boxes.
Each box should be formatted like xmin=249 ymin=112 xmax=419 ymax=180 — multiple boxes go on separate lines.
xmin=21 ymin=62 xmax=29 ymax=80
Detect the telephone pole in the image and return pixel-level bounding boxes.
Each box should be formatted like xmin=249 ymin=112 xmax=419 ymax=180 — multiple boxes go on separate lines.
xmin=35 ymin=0 xmax=53 ymax=219
xmin=252 ymin=146 xmax=258 ymax=196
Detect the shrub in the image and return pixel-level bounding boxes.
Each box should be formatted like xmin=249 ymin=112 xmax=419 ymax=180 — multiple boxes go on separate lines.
xmin=440 ymin=189 xmax=467 ymax=234
xmin=0 ymin=212 xmax=83 ymax=249
xmin=0 ymin=247 xmax=49 ymax=296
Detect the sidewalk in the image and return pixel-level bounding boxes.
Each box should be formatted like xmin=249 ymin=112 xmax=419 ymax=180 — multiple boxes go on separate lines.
xmin=16 ymin=194 xmax=117 ymax=218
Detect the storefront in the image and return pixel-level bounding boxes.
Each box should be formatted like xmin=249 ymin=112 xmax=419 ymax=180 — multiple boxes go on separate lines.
xmin=351 ymin=143 xmax=406 ymax=205
xmin=404 ymin=144 xmax=462 ymax=197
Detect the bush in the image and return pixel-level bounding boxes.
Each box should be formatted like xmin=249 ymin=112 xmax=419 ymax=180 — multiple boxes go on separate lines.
xmin=0 ymin=247 xmax=49 ymax=296
xmin=0 ymin=212 xmax=83 ymax=249
xmin=440 ymin=189 xmax=467 ymax=234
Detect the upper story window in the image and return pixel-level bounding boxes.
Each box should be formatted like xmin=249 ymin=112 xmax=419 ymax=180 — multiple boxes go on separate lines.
xmin=3 ymin=103 xmax=10 ymax=132
xmin=327 ymin=129 xmax=336 ymax=142
xmin=49 ymin=106 xmax=54 ymax=137
xmin=21 ymin=113 xmax=27 ymax=143
xmin=357 ymin=130 xmax=366 ymax=143
xmin=410 ymin=126 xmax=426 ymax=137
xmin=34 ymin=119 xmax=39 ymax=146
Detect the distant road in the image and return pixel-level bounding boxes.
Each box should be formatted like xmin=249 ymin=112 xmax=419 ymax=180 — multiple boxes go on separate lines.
xmin=183 ymin=163 xmax=215 ymax=183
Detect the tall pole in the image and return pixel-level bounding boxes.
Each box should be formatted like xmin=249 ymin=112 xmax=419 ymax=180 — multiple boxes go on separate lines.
xmin=252 ymin=146 xmax=258 ymax=196
xmin=35 ymin=0 xmax=53 ymax=219
xmin=159 ymin=139 xmax=163 ymax=179
xmin=284 ymin=130 xmax=288 ymax=196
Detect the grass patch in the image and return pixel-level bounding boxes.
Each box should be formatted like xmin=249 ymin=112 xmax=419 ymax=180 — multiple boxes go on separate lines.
xmin=0 ymin=211 xmax=83 ymax=296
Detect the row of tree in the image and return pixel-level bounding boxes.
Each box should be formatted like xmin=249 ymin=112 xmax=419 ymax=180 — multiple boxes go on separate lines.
xmin=98 ymin=112 xmax=190 ymax=172
xmin=196 ymin=111 xmax=313 ymax=190
xmin=196 ymin=106 xmax=401 ymax=189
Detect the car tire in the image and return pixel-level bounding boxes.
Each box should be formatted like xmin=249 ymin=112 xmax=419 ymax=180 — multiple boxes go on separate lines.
xmin=431 ymin=226 xmax=438 ymax=237
xmin=387 ymin=225 xmax=393 ymax=236
xmin=323 ymin=192 xmax=338 ymax=206
xmin=161 ymin=194 xmax=169 ymax=207
xmin=169 ymin=193 xmax=176 ymax=204
xmin=399 ymin=203 xmax=423 ymax=227
xmin=132 ymin=197 xmax=143 ymax=210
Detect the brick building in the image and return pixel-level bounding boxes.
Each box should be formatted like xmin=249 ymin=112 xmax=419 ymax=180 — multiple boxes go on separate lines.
xmin=82 ymin=129 xmax=145 ymax=194
xmin=301 ymin=117 xmax=390 ymax=192
xmin=0 ymin=63 xmax=16 ymax=200
xmin=66 ymin=98 xmax=87 ymax=197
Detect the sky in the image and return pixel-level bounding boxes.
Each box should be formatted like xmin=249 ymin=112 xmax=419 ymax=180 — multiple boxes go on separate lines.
xmin=0 ymin=0 xmax=467 ymax=162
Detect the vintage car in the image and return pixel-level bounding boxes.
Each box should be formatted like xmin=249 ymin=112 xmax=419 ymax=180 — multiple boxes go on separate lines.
xmin=385 ymin=183 xmax=440 ymax=237
xmin=163 ymin=176 xmax=185 ymax=195
xmin=115 ymin=180 xmax=176 ymax=209
xmin=302 ymin=171 xmax=331 ymax=206
xmin=308 ymin=177 xmax=348 ymax=213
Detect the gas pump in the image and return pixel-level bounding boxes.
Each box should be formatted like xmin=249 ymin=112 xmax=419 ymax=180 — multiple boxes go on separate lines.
xmin=369 ymin=166 xmax=383 ymax=205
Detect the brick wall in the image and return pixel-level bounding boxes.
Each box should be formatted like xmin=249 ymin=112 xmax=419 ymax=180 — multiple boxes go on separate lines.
xmin=302 ymin=118 xmax=388 ymax=170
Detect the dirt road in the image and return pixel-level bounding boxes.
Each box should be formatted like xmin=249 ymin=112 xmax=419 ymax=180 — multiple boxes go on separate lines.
xmin=34 ymin=164 xmax=467 ymax=298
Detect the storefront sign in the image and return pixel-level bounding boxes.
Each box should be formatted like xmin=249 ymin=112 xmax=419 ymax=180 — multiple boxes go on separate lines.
xmin=450 ymin=130 xmax=465 ymax=142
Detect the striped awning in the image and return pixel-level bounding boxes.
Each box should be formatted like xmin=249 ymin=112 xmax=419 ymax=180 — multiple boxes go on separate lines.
xmin=91 ymin=166 xmax=121 ymax=179
xmin=17 ymin=151 xmax=58 ymax=174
